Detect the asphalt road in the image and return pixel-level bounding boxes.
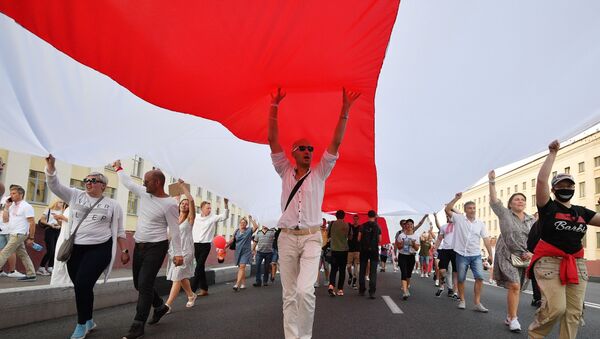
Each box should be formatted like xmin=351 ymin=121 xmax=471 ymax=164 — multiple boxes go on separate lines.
xmin=1 ymin=265 xmax=599 ymax=339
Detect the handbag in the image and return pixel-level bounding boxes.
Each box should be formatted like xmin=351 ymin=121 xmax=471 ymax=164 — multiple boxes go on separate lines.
xmin=510 ymin=254 xmax=530 ymax=268
xmin=37 ymin=209 xmax=51 ymax=229
xmin=56 ymin=196 xmax=105 ymax=262
xmin=229 ymin=230 xmax=238 ymax=250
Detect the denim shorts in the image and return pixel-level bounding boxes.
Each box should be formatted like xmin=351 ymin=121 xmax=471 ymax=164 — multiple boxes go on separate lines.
xmin=0 ymin=234 xmax=8 ymax=249
xmin=271 ymin=249 xmax=279 ymax=263
xmin=456 ymin=253 xmax=484 ymax=282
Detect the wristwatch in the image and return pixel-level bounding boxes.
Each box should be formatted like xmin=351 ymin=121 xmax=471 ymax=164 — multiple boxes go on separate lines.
xmin=122 ymin=249 xmax=129 ymax=254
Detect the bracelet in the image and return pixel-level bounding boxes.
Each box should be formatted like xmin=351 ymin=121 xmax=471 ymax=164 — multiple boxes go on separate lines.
xmin=488 ymin=180 xmax=495 ymax=184
xmin=271 ymin=103 xmax=279 ymax=108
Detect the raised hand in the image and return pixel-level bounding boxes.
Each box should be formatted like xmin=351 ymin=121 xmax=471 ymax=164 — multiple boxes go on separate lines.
xmin=342 ymin=88 xmax=361 ymax=111
xmin=548 ymin=140 xmax=560 ymax=154
xmin=488 ymin=170 xmax=495 ymax=181
xmin=112 ymin=160 xmax=122 ymax=170
xmin=271 ymin=88 xmax=286 ymax=105
xmin=46 ymin=154 xmax=56 ymax=173
xmin=455 ymin=192 xmax=462 ymax=200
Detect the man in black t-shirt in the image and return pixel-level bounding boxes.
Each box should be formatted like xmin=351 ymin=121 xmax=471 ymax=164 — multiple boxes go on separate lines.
xmin=346 ymin=214 xmax=361 ymax=289
xmin=357 ymin=210 xmax=382 ymax=299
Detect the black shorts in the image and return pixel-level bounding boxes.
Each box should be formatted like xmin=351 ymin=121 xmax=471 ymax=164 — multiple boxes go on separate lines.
xmin=437 ymin=249 xmax=456 ymax=271
xmin=380 ymin=255 xmax=388 ymax=263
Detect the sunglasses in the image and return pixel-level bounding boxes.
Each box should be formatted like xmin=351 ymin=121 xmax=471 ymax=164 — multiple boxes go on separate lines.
xmin=83 ymin=178 xmax=104 ymax=184
xmin=292 ymin=145 xmax=314 ymax=152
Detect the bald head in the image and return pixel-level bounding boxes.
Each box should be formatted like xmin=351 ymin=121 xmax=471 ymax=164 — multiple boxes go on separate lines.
xmin=149 ymin=170 xmax=166 ymax=185
xmin=291 ymin=138 xmax=314 ymax=169
xmin=143 ymin=169 xmax=166 ymax=195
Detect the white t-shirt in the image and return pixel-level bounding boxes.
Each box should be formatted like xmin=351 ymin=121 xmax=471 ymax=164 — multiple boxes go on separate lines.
xmin=438 ymin=223 xmax=456 ymax=250
xmin=117 ymin=171 xmax=182 ymax=256
xmin=396 ymin=233 xmax=419 ymax=255
xmin=192 ymin=211 xmax=229 ymax=243
xmin=8 ymin=200 xmax=35 ymax=235
xmin=451 ymin=213 xmax=488 ymax=257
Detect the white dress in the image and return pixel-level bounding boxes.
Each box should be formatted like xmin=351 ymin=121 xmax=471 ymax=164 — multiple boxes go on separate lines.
xmin=166 ymin=219 xmax=195 ymax=281
xmin=50 ymin=207 xmax=72 ymax=285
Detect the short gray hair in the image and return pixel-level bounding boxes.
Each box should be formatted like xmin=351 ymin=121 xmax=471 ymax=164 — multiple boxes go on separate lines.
xmin=88 ymin=172 xmax=108 ymax=185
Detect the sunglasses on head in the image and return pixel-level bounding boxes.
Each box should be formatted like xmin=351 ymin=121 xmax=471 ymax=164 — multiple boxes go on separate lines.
xmin=292 ymin=145 xmax=314 ymax=152
xmin=83 ymin=178 xmax=104 ymax=184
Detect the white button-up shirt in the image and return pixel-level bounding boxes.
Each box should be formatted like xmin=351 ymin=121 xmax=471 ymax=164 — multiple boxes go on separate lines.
xmin=272 ymin=151 xmax=338 ymax=229
xmin=451 ymin=213 xmax=488 ymax=257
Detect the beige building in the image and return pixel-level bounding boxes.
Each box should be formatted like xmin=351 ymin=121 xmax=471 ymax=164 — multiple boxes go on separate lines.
xmin=459 ymin=129 xmax=600 ymax=260
xmin=0 ymin=149 xmax=246 ymax=240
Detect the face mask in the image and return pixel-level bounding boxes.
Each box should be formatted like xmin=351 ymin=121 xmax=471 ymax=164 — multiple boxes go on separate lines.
xmin=554 ymin=189 xmax=575 ymax=202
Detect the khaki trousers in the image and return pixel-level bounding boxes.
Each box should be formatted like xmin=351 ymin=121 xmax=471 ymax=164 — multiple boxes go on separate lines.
xmin=0 ymin=234 xmax=36 ymax=276
xmin=278 ymin=231 xmax=322 ymax=339
xmin=528 ymin=256 xmax=588 ymax=339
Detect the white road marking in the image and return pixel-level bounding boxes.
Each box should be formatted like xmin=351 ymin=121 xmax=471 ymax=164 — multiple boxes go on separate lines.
xmin=465 ymin=278 xmax=600 ymax=310
xmin=382 ymin=295 xmax=403 ymax=314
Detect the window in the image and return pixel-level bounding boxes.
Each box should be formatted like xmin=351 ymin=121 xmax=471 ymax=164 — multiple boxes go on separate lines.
xmin=595 ymin=177 xmax=600 ymax=194
xmin=552 ymin=171 xmax=557 ymax=178
xmin=578 ymin=182 xmax=585 ymax=198
xmin=531 ymin=194 xmax=536 ymax=207
xmin=514 ymin=184 xmax=518 ymax=192
xmin=564 ymin=166 xmax=570 ymax=174
xmin=595 ymin=156 xmax=600 ymax=167
xmin=195 ymin=206 xmax=201 ymax=214
xmin=478 ymin=208 xmax=481 ymax=216
xmin=103 ymin=187 xmax=117 ymax=199
xmin=132 ymin=155 xmax=144 ymax=177
xmin=196 ymin=187 xmax=202 ymax=197
xmin=500 ymin=189 xmax=503 ymax=197
xmin=507 ymin=187 xmax=511 ymax=195
xmin=483 ymin=195 xmax=486 ymax=203
xmin=522 ymin=182 xmax=526 ymax=190
xmin=26 ymin=170 xmax=48 ymax=204
xmin=597 ymin=233 xmax=600 ymax=249
xmin=70 ymin=179 xmax=85 ymax=190
xmin=531 ymin=179 xmax=536 ymax=188
xmin=578 ymin=162 xmax=585 ymax=173
xmin=206 ymin=190 xmax=213 ymax=200
xmin=127 ymin=192 xmax=139 ymax=215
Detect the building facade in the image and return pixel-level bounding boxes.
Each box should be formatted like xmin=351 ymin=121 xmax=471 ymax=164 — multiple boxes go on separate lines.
xmin=458 ymin=130 xmax=600 ymax=261
xmin=0 ymin=149 xmax=246 ymax=240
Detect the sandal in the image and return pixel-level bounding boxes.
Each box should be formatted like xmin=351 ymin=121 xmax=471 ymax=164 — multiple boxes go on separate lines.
xmin=328 ymin=285 xmax=336 ymax=297
xmin=186 ymin=294 xmax=197 ymax=308
xmin=336 ymin=290 xmax=344 ymax=296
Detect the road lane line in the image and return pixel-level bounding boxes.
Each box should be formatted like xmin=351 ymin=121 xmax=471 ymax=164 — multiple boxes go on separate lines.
xmin=382 ymin=295 xmax=403 ymax=314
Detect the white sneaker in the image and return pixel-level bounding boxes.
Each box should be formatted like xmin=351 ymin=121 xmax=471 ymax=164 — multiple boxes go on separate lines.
xmin=457 ymin=300 xmax=466 ymax=309
xmin=314 ymin=282 xmax=320 ymax=288
xmin=366 ymin=276 xmax=370 ymax=281
xmin=0 ymin=271 xmax=8 ymax=277
xmin=426 ymin=273 xmax=430 ymax=278
xmin=508 ymin=318 xmax=521 ymax=332
xmin=7 ymin=271 xmax=26 ymax=278
xmin=47 ymin=267 xmax=54 ymax=274
xmin=474 ymin=303 xmax=489 ymax=313
xmin=420 ymin=273 xmax=425 ymax=278
xmin=37 ymin=267 xmax=49 ymax=276
xmin=240 ymin=284 xmax=246 ymax=289
xmin=435 ymin=279 xmax=440 ymax=287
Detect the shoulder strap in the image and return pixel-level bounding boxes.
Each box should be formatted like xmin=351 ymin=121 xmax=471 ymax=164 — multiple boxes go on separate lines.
xmin=70 ymin=196 xmax=105 ymax=237
xmin=284 ymin=170 xmax=311 ymax=211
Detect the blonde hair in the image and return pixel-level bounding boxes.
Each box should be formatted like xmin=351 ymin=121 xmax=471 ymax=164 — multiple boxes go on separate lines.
xmin=239 ymin=217 xmax=248 ymax=226
xmin=48 ymin=200 xmax=64 ymax=211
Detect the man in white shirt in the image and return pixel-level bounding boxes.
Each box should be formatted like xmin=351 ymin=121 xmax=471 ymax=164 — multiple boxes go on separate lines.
xmin=268 ymin=87 xmax=360 ymax=339
xmin=0 ymin=185 xmax=37 ymax=281
xmin=191 ymin=197 xmax=228 ymax=296
xmin=433 ymin=213 xmax=459 ymax=298
xmin=113 ymin=161 xmax=183 ymax=339
xmin=445 ymin=192 xmax=494 ymax=312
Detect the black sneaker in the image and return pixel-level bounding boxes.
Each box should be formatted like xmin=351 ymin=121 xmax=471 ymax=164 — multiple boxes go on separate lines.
xmin=122 ymin=321 xmax=144 ymax=339
xmin=253 ymin=282 xmax=262 ymax=287
xmin=531 ymin=299 xmax=542 ymax=308
xmin=358 ymin=290 xmax=365 ymax=296
xmin=368 ymin=293 xmax=376 ymax=299
xmin=328 ymin=287 xmax=336 ymax=297
xmin=435 ymin=288 xmax=444 ymax=297
xmin=263 ymin=282 xmax=269 ymax=287
xmin=17 ymin=276 xmax=37 ymax=282
xmin=447 ymin=289 xmax=454 ymax=297
xmin=352 ymin=278 xmax=357 ymax=286
xmin=147 ymin=304 xmax=170 ymax=325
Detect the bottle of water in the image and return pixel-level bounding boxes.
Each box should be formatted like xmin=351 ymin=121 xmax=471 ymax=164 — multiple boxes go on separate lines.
xmin=32 ymin=242 xmax=43 ymax=251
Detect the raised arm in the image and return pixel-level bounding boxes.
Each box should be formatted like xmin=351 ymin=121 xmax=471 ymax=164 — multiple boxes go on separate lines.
xmin=268 ymin=88 xmax=286 ymax=154
xmin=445 ymin=193 xmax=462 ymax=217
xmin=178 ymin=180 xmax=196 ymax=224
xmin=536 ymin=140 xmax=559 ymax=207
xmin=112 ymin=160 xmax=146 ymax=197
xmin=488 ymin=170 xmax=499 ymax=203
xmin=249 ymin=215 xmax=259 ymax=233
xmin=327 ymin=88 xmax=360 ymax=155
xmin=414 ymin=214 xmax=429 ymax=231
xmin=45 ymin=154 xmax=77 ymax=203
xmin=433 ymin=213 xmax=441 ymax=230
xmin=216 ymin=198 xmax=229 ymax=222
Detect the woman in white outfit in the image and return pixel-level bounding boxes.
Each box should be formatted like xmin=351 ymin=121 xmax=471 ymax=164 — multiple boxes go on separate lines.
xmin=50 ymin=206 xmax=71 ymax=286
xmin=165 ymin=180 xmax=197 ymax=309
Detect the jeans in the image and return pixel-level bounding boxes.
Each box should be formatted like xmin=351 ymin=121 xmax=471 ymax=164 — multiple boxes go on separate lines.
xmin=191 ymin=242 xmax=211 ymax=292
xmin=66 ymin=238 xmax=112 ymax=324
xmin=255 ymin=251 xmax=273 ymax=284
xmin=41 ymin=227 xmax=60 ymax=268
xmin=329 ymin=250 xmax=348 ymax=290
xmin=359 ymin=250 xmax=378 ymax=294
xmin=132 ymin=240 xmax=168 ymax=323
xmin=455 ymin=253 xmax=484 ymax=282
